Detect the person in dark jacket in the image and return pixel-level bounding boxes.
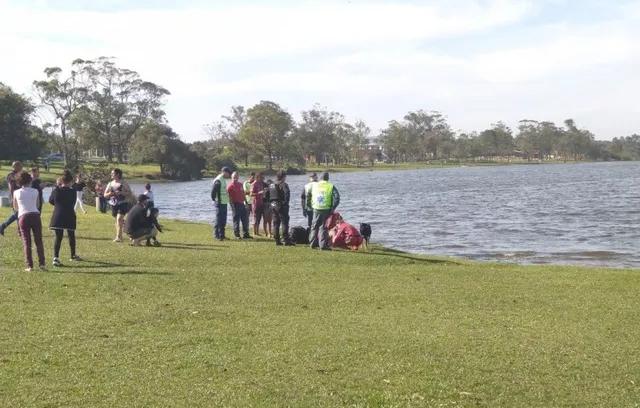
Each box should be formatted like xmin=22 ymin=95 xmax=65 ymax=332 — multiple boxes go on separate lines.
xmin=0 ymin=161 xmax=23 ymax=236
xmin=125 ymin=195 xmax=159 ymax=246
xmin=30 ymin=167 xmax=44 ymax=213
xmin=264 ymin=170 xmax=294 ymax=246
xmin=49 ymin=170 xmax=79 ymax=267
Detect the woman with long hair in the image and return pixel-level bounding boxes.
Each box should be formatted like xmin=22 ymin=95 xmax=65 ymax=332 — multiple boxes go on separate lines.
xmin=49 ymin=170 xmax=80 ymax=267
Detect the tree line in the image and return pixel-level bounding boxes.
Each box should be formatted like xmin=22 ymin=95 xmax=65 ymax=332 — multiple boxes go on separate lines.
xmin=1 ymin=57 xmax=639 ymax=180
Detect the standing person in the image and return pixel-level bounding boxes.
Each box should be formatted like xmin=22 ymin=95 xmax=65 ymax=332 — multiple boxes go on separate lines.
xmin=72 ymin=174 xmax=87 ymax=214
xmin=263 ymin=178 xmax=274 ymax=238
xmin=227 ymin=171 xmax=252 ymax=239
xmin=43 ymin=159 xmax=49 ymax=173
xmin=265 ymin=170 xmax=294 ymax=246
xmin=250 ymin=172 xmax=266 ymax=236
xmin=308 ymin=172 xmax=340 ymax=250
xmin=104 ymin=168 xmax=133 ymax=243
xmin=143 ymin=183 xmax=155 ymax=209
xmin=244 ymin=172 xmax=255 ymax=216
xmin=211 ymin=167 xmax=231 ymax=241
xmin=301 ymin=172 xmax=318 ymax=229
xmin=0 ymin=161 xmax=23 ymax=236
xmin=94 ymin=180 xmax=107 ymax=213
xmin=49 ymin=170 xmax=80 ymax=266
xmin=30 ymin=167 xmax=44 ymax=213
xmin=13 ymin=171 xmax=45 ymax=271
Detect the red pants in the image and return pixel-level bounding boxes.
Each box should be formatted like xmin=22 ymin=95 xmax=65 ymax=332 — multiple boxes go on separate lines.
xmin=18 ymin=213 xmax=45 ymax=268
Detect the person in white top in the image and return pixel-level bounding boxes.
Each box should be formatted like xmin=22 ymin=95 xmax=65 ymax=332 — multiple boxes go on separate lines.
xmin=12 ymin=171 xmax=46 ymax=271
xmin=73 ymin=174 xmax=87 ymax=214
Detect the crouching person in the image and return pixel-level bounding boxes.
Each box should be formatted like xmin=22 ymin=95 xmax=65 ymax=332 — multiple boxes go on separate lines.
xmin=125 ymin=195 xmax=160 ymax=246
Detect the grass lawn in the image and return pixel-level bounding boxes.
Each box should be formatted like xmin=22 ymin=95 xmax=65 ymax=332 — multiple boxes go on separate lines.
xmin=1 ymin=208 xmax=639 ymax=407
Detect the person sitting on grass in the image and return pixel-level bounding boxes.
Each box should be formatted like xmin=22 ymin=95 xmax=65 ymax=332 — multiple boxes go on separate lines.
xmin=125 ymin=195 xmax=160 ymax=246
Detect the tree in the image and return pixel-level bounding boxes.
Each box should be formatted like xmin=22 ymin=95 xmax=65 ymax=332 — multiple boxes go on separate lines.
xmin=33 ymin=61 xmax=89 ymax=166
xmin=240 ymin=101 xmax=293 ymax=170
xmin=204 ymin=105 xmax=249 ymax=166
xmin=74 ymin=57 xmax=170 ymax=162
xmin=0 ymin=83 xmax=45 ymax=160
xmin=129 ymin=122 xmax=205 ymax=180
xmin=296 ymin=105 xmax=346 ymax=165
xmin=477 ymin=122 xmax=514 ymax=159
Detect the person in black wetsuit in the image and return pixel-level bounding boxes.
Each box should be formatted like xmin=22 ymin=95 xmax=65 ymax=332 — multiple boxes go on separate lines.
xmin=264 ymin=170 xmax=294 ymax=246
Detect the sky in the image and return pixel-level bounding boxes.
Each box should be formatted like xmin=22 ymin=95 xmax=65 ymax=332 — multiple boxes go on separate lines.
xmin=1 ymin=0 xmax=639 ymax=142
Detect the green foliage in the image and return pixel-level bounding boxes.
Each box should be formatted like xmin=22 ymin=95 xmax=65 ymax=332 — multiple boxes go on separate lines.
xmin=240 ymin=101 xmax=293 ymax=170
xmin=0 ymin=84 xmax=45 ymax=160
xmin=130 ymin=122 xmax=204 ymax=180
xmin=1 ymin=209 xmax=640 ymax=406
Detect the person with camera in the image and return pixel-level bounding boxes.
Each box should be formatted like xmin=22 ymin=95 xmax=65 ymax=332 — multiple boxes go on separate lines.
xmin=264 ymin=170 xmax=294 ymax=246
xmin=104 ymin=168 xmax=133 ymax=242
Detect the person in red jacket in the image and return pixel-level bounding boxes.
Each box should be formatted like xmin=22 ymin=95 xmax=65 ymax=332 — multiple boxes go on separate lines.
xmin=226 ymin=172 xmax=252 ymax=239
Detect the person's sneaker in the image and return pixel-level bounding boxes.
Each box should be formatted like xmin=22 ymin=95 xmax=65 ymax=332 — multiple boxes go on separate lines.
xmin=152 ymin=240 xmax=161 ymax=247
xmin=39 ymin=265 xmax=48 ymax=272
xmin=145 ymin=240 xmax=152 ymax=247
xmin=321 ymin=247 xmax=332 ymax=251
xmin=0 ymin=225 xmax=5 ymax=236
xmin=24 ymin=267 xmax=33 ymax=272
xmin=243 ymin=235 xmax=253 ymax=240
xmin=275 ymin=240 xmax=283 ymax=246
xmin=52 ymin=258 xmax=62 ymax=267
xmin=284 ymin=241 xmax=295 ymax=246
xmin=113 ymin=238 xmax=122 ymax=243
xmin=70 ymin=255 xmax=82 ymax=261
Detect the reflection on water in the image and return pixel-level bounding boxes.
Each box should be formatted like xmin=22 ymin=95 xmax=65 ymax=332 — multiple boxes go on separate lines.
xmin=44 ymin=161 xmax=640 ymax=268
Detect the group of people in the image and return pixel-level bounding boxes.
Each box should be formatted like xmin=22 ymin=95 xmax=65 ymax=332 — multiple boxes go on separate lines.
xmin=211 ymin=167 xmax=340 ymax=249
xmin=1 ymin=161 xmax=162 ymax=271
xmin=2 ymin=159 xmax=352 ymax=271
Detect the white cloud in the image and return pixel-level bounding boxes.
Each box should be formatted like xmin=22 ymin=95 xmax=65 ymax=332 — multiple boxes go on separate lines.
xmin=0 ymin=0 xmax=639 ymax=140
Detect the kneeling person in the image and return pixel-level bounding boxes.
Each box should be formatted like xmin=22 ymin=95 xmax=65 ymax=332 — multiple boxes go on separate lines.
xmin=125 ymin=195 xmax=158 ymax=246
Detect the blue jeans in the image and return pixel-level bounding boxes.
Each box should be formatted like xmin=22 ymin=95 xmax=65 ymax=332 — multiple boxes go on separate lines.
xmin=309 ymin=209 xmax=331 ymax=249
xmin=214 ymin=203 xmax=228 ymax=239
xmin=231 ymin=203 xmax=250 ymax=237
xmin=0 ymin=210 xmax=18 ymax=233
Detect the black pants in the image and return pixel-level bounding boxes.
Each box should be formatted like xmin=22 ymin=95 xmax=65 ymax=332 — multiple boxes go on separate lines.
xmin=272 ymin=204 xmax=290 ymax=243
xmin=53 ymin=229 xmax=76 ymax=258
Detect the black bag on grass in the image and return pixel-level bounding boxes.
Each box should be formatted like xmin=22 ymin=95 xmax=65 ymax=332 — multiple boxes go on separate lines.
xmin=290 ymin=226 xmax=309 ymax=244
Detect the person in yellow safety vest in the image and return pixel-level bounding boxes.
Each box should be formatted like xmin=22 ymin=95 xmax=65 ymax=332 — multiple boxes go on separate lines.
xmin=308 ymin=172 xmax=340 ymax=250
xmin=300 ymin=172 xmax=318 ymax=229
xmin=210 ymin=166 xmax=232 ymax=241
xmin=243 ymin=172 xmax=255 ymax=214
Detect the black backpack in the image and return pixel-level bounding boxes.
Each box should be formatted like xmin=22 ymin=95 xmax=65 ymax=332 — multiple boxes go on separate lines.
xmin=290 ymin=226 xmax=309 ymax=244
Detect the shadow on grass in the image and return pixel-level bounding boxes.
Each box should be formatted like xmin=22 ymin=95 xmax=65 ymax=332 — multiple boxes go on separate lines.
xmin=78 ymin=236 xmax=114 ymax=242
xmin=355 ymin=247 xmax=461 ymax=265
xmin=50 ymin=269 xmax=172 ymax=276
xmin=160 ymin=243 xmax=218 ymax=251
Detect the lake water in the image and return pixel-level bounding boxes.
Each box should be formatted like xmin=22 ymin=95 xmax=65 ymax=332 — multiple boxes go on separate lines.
xmin=124 ymin=161 xmax=640 ymax=268
xmin=23 ymin=162 xmax=637 ymax=268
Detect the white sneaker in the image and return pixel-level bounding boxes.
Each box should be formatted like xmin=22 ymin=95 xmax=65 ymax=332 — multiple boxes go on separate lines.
xmin=113 ymin=238 xmax=122 ymax=243
xmin=24 ymin=267 xmax=32 ymax=272
xmin=52 ymin=258 xmax=62 ymax=267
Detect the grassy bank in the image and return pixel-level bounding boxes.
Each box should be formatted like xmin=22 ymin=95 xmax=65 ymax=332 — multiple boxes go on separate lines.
xmin=1 ymin=209 xmax=639 ymax=406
